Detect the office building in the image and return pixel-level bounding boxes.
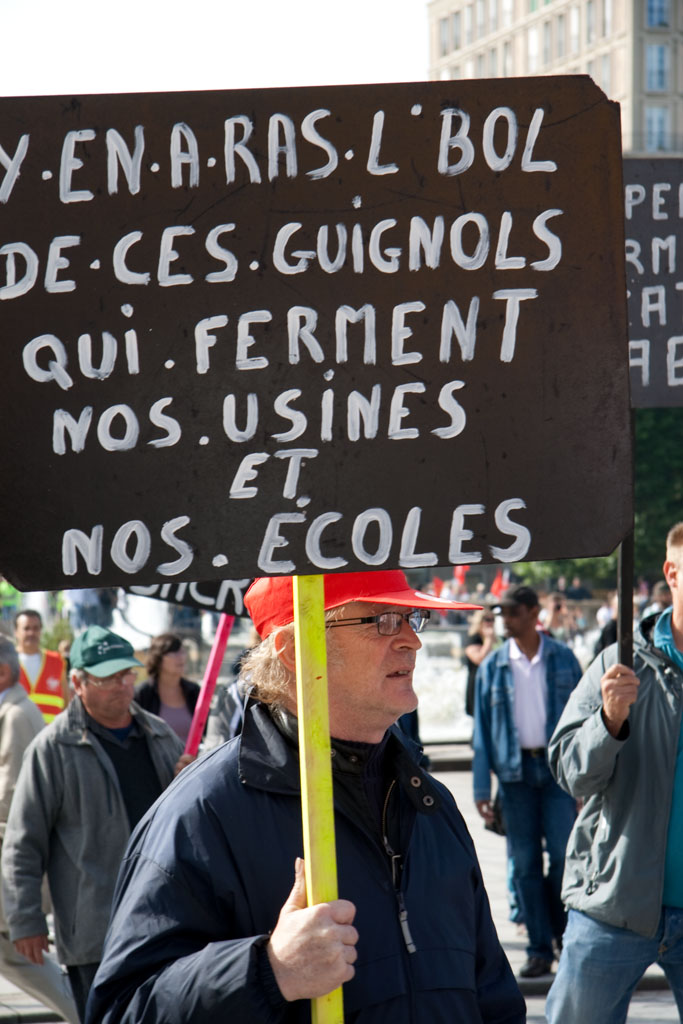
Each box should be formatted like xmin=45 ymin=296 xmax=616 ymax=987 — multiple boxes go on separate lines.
xmin=428 ymin=0 xmax=683 ymax=153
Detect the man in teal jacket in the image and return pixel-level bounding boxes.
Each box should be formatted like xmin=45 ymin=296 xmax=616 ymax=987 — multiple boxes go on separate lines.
xmin=547 ymin=522 xmax=683 ymax=1024
xmin=87 ymin=570 xmax=525 ymax=1023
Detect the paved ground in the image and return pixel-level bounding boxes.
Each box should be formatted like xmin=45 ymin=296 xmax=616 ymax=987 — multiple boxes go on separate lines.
xmin=0 ymin=744 xmax=678 ymax=1022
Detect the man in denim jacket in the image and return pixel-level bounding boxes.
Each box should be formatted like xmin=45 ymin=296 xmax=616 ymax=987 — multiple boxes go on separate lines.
xmin=473 ymin=585 xmax=582 ymax=979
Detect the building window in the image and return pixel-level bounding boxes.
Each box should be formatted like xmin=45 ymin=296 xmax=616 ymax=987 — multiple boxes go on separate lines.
xmin=557 ymin=13 xmax=566 ymax=58
xmin=646 ymin=0 xmax=669 ymax=27
xmin=476 ymin=0 xmax=485 ymax=36
xmin=476 ymin=53 xmax=485 ymax=75
xmin=527 ymin=25 xmax=539 ymax=72
xmin=543 ymin=21 xmax=551 ymax=66
xmin=646 ymin=43 xmax=670 ymax=91
xmin=586 ymin=0 xmax=595 ymax=45
xmin=465 ymin=4 xmax=474 ymax=44
xmin=503 ymin=39 xmax=513 ymax=75
xmin=452 ymin=11 xmax=462 ymax=50
xmin=645 ymin=106 xmax=671 ymax=151
xmin=570 ymin=6 xmax=580 ymax=54
xmin=602 ymin=0 xmax=613 ymax=35
xmin=490 ymin=47 xmax=498 ymax=75
xmin=439 ymin=17 xmax=450 ymax=57
xmin=601 ymin=53 xmax=611 ymax=93
xmin=464 ymin=57 xmax=476 ymax=77
xmin=451 ymin=65 xmax=462 ymax=79
xmin=489 ymin=0 xmax=498 ymax=32
xmin=502 ymin=0 xmax=514 ymax=29
xmin=529 ymin=0 xmax=539 ymax=11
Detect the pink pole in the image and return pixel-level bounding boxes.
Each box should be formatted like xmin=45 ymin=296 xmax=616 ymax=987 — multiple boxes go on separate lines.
xmin=184 ymin=613 xmax=235 ymax=757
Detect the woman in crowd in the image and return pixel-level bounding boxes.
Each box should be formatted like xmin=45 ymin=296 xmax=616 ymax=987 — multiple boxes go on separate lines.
xmin=135 ymin=634 xmax=199 ymax=744
xmin=463 ymin=608 xmax=497 ymax=717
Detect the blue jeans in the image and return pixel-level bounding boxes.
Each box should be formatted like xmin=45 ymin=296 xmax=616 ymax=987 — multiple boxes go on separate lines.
xmin=547 ymin=908 xmax=683 ymax=1024
xmin=499 ymin=751 xmax=576 ymax=961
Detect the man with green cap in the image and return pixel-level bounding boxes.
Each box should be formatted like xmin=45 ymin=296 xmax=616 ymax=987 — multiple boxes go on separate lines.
xmin=1 ymin=625 xmax=188 ymax=1022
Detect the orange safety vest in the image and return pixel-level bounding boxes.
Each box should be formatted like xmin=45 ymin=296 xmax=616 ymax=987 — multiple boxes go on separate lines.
xmin=19 ymin=650 xmax=66 ymax=723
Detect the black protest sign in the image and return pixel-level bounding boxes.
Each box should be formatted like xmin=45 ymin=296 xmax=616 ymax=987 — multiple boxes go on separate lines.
xmin=124 ymin=579 xmax=252 ymax=616
xmin=624 ymin=158 xmax=683 ymax=408
xmin=0 ymin=78 xmax=632 ymax=590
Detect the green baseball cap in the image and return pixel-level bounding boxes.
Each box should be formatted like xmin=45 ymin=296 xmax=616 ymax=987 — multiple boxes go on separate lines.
xmin=70 ymin=626 xmax=142 ymax=677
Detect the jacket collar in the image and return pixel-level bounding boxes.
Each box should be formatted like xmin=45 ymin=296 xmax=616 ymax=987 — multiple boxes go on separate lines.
xmin=500 ymin=631 xmax=555 ymax=667
xmin=1 ymin=682 xmax=34 ymax=708
xmin=60 ymin=695 xmax=170 ymax=743
xmin=636 ymin=612 xmax=683 ymax=677
xmin=268 ymin=704 xmax=392 ymax=777
xmin=237 ymin=700 xmax=440 ymax=813
xmin=639 ymin=612 xmax=661 ymax=646
xmin=238 ymin=700 xmax=300 ymax=794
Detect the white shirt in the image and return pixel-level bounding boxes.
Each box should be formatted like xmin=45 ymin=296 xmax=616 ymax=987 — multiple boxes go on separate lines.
xmin=17 ymin=652 xmax=42 ymax=685
xmin=509 ymin=634 xmax=547 ymax=749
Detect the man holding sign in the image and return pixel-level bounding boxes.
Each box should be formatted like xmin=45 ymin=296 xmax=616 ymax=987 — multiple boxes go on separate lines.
xmin=547 ymin=523 xmax=683 ymax=1022
xmin=87 ymin=570 xmax=524 ymax=1022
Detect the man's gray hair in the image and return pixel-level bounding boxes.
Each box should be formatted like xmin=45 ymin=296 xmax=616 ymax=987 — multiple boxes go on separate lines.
xmin=242 ymin=606 xmax=347 ymax=707
xmin=0 ymin=638 xmax=20 ymax=684
xmin=241 ymin=630 xmax=294 ymax=707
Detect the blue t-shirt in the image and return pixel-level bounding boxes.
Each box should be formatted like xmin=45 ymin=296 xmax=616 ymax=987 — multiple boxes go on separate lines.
xmin=654 ymin=608 xmax=683 ymax=907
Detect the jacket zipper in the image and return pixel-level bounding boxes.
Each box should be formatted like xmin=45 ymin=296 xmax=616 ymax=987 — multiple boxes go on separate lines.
xmin=381 ymin=778 xmax=416 ymax=954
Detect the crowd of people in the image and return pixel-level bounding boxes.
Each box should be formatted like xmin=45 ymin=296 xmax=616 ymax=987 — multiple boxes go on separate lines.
xmin=0 ymin=534 xmax=679 ymax=1022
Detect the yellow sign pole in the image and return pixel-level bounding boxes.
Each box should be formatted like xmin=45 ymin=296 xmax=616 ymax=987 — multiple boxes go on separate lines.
xmin=292 ymin=575 xmax=344 ymax=1024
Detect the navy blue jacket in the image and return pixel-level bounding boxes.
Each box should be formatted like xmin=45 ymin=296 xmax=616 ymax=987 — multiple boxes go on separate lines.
xmin=87 ymin=702 xmax=524 ymax=1023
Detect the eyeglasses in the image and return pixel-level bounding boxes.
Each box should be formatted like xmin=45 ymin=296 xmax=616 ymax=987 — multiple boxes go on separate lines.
xmin=85 ymin=669 xmax=136 ymax=688
xmin=327 ymin=609 xmax=430 ymax=636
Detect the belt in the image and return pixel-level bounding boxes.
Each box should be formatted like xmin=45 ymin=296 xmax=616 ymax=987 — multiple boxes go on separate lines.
xmin=521 ymin=747 xmax=546 ymax=757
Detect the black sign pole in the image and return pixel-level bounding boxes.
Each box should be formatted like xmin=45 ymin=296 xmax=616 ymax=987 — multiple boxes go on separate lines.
xmin=617 ymin=411 xmax=636 ymax=668
xmin=617 ymin=530 xmax=634 ymax=669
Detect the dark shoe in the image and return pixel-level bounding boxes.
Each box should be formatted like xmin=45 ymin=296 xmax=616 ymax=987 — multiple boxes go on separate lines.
xmin=519 ymin=956 xmax=553 ymax=978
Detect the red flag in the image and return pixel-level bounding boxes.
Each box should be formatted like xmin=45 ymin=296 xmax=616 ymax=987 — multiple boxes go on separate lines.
xmin=453 ymin=564 xmax=470 ymax=586
xmin=489 ymin=569 xmax=505 ymax=598
xmin=432 ymin=576 xmax=444 ymax=597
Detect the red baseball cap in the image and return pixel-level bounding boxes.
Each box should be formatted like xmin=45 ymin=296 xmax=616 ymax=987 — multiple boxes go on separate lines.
xmin=245 ymin=570 xmax=481 ymax=639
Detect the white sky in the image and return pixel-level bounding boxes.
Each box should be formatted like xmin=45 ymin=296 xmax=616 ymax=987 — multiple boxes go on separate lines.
xmin=1 ymin=0 xmax=430 ymax=96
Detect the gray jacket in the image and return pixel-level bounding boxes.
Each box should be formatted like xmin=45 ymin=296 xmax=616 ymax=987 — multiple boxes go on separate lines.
xmin=548 ymin=615 xmax=683 ymax=937
xmin=0 ymin=684 xmax=45 ymax=839
xmin=1 ymin=696 xmax=183 ymax=964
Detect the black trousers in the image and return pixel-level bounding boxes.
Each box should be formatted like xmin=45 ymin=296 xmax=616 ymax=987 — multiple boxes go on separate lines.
xmin=67 ymin=962 xmax=100 ymax=1023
